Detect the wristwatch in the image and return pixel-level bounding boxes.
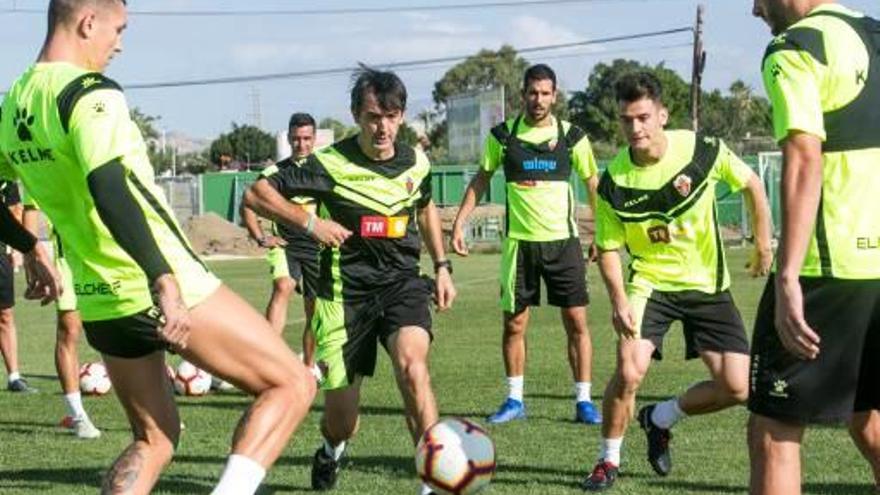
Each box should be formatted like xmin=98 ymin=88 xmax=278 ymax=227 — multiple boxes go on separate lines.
xmin=434 ymin=259 xmax=453 ymax=274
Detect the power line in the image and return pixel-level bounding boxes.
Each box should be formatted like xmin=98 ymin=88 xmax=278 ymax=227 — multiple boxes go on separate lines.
xmin=123 ymin=27 xmax=692 ymax=91
xmin=1 ymin=0 xmax=691 ymax=17
xmin=391 ymin=42 xmax=693 ymax=74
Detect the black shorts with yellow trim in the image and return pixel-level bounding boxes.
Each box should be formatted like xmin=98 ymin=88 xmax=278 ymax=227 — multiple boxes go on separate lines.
xmin=632 ymin=289 xmax=749 ymax=361
xmin=312 ymin=276 xmax=434 ymax=390
xmin=500 ymin=237 xmax=588 ymax=314
xmin=267 ymin=246 xmax=319 ymax=299
xmin=83 ymin=306 xmax=168 ymax=359
xmin=748 ymin=275 xmax=880 ymax=424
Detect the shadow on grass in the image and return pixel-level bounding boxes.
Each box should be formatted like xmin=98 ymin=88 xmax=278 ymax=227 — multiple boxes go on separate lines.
xmin=528 ymin=392 xmax=677 ymax=403
xmin=492 ymin=462 xmax=584 ymax=489
xmin=0 ymin=467 xmax=102 ymax=490
xmin=804 ymin=482 xmax=877 ymax=494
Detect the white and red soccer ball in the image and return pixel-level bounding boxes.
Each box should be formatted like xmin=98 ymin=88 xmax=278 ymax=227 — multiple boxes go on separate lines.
xmin=173 ymin=360 xmax=212 ymax=396
xmin=79 ymin=361 xmax=112 ymax=396
xmin=416 ymin=418 xmax=496 ymax=495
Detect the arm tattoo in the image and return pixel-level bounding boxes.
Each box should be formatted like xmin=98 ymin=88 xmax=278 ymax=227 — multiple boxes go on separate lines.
xmin=102 ymin=443 xmax=146 ymax=494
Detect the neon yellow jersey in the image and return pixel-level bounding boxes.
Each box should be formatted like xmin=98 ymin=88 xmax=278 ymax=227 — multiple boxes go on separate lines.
xmin=0 ymin=62 xmax=218 ymax=321
xmin=762 ymin=4 xmax=880 ymax=279
xmin=595 ymin=130 xmax=753 ymax=295
xmin=483 ymin=116 xmax=597 ymax=241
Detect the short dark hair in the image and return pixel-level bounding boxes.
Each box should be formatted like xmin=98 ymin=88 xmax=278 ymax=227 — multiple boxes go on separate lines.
xmin=288 ymin=112 xmax=316 ymax=131
xmin=350 ymin=65 xmax=407 ymax=115
xmin=615 ymin=71 xmax=664 ymax=104
xmin=48 ymin=0 xmax=126 ymax=30
xmin=523 ymin=64 xmax=557 ymax=91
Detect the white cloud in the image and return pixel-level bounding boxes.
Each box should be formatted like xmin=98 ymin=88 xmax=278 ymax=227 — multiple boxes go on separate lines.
xmin=508 ymin=15 xmax=583 ymax=47
xmin=230 ymin=42 xmax=330 ymax=70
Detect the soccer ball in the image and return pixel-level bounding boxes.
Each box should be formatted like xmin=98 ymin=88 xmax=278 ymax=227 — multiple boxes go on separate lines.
xmin=173 ymin=361 xmax=212 ymax=396
xmin=416 ymin=418 xmax=496 ymax=495
xmin=79 ymin=361 xmax=112 ymax=396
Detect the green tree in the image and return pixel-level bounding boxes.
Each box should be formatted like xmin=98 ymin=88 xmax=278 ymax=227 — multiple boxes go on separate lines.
xmin=208 ymin=124 xmax=275 ymax=167
xmin=130 ymin=107 xmax=171 ymax=172
xmin=701 ymin=81 xmax=773 ymax=144
xmin=568 ymin=59 xmax=691 ymax=149
xmin=430 ymin=45 xmax=571 ymax=164
xmin=319 ymin=117 xmax=358 ymax=141
xmin=208 ymin=133 xmax=234 ymax=166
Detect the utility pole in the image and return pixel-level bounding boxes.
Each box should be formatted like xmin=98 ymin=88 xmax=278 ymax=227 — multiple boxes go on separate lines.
xmin=248 ymin=87 xmax=262 ymax=129
xmin=690 ymin=4 xmax=706 ymax=131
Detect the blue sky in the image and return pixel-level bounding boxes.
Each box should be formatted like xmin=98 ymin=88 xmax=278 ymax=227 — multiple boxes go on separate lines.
xmin=1 ymin=0 xmax=877 ymax=139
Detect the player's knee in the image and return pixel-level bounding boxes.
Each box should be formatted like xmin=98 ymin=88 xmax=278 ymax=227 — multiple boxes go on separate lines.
xmin=273 ymin=278 xmax=295 ymax=297
xmin=396 ymin=357 xmax=430 ymax=390
xmin=616 ymin=365 xmax=645 ymax=394
xmin=0 ymin=308 xmax=13 ymax=326
xmin=142 ymin=424 xmax=179 ymax=460
xmin=724 ymin=380 xmax=749 ymax=404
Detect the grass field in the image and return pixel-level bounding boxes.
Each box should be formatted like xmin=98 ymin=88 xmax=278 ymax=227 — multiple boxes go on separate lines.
xmin=0 ymin=250 xmax=873 ymax=494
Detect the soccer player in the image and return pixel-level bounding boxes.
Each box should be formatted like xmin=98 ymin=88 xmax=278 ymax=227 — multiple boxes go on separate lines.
xmin=0 ymin=189 xmax=60 ymax=304
xmin=582 ymin=72 xmax=773 ymax=491
xmin=0 ymin=181 xmax=35 ymax=393
xmin=750 ymin=2 xmax=880 ymax=493
xmin=244 ymin=66 xmax=456 ymax=495
xmin=241 ymin=112 xmax=320 ymax=365
xmin=0 ymin=1 xmax=316 ymax=494
xmin=22 ymin=202 xmax=101 ymax=438
xmin=451 ymin=64 xmax=601 ymax=425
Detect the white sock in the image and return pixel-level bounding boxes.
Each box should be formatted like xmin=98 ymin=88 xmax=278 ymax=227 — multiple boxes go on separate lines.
xmin=420 ymin=483 xmax=435 ymax=495
xmin=599 ymin=437 xmax=623 ymax=466
xmin=64 ymin=392 xmax=87 ymax=419
xmin=507 ymin=375 xmax=524 ymax=402
xmin=7 ymin=371 xmax=20 ymax=383
xmin=575 ymin=382 xmax=592 ymax=402
xmin=651 ymin=399 xmax=687 ymax=429
xmin=323 ymin=439 xmax=346 ymax=461
xmin=211 ymin=454 xmax=266 ymax=495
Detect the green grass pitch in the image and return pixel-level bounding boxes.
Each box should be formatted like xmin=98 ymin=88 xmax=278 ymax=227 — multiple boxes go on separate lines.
xmin=0 ymin=251 xmax=872 ymax=494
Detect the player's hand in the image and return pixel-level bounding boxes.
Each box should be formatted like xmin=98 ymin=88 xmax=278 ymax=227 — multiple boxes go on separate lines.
xmin=153 ymin=274 xmax=191 ymax=350
xmin=311 ymin=218 xmax=351 ymax=248
xmin=259 ymin=235 xmax=287 ymax=249
xmin=22 ymin=243 xmax=62 ymax=306
xmin=746 ymin=245 xmax=773 ymax=278
xmin=434 ymin=268 xmax=456 ymax=311
xmin=611 ymin=300 xmax=637 ymax=339
xmin=774 ymin=275 xmax=820 ymax=360
xmin=587 ymin=242 xmax=599 ymax=263
xmin=451 ymin=222 xmax=468 ymax=257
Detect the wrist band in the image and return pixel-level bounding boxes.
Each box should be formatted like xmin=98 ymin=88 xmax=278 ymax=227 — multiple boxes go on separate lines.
xmin=305 ymin=213 xmax=316 ymax=234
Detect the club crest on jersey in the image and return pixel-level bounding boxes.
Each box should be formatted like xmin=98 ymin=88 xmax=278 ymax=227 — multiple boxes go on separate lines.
xmin=405 ymin=177 xmax=414 ymax=194
xmin=673 ymin=174 xmax=692 ymax=197
xmin=360 ymin=215 xmax=409 ymax=238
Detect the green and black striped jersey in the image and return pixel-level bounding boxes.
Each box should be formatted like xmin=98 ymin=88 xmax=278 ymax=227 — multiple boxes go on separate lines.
xmin=762 ymin=3 xmax=880 ymax=279
xmin=0 ymin=62 xmax=218 ymax=320
xmin=261 ymin=157 xmax=320 ymax=256
xmin=265 ymin=135 xmax=432 ymax=301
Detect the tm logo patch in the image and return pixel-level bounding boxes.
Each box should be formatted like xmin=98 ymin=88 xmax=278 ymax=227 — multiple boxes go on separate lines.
xmin=360 ymin=215 xmax=408 ymax=238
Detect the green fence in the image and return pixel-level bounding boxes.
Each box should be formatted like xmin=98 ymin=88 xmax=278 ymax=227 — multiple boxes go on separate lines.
xmin=201 ymin=171 xmax=259 ymax=224
xmin=203 ymin=158 xmax=759 ymax=238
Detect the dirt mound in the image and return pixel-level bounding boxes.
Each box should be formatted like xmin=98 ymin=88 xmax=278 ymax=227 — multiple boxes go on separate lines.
xmin=184 ymin=213 xmax=263 ymax=257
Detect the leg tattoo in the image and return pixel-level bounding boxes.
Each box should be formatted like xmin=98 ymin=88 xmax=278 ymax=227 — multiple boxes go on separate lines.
xmin=102 ymin=443 xmax=146 ymax=494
